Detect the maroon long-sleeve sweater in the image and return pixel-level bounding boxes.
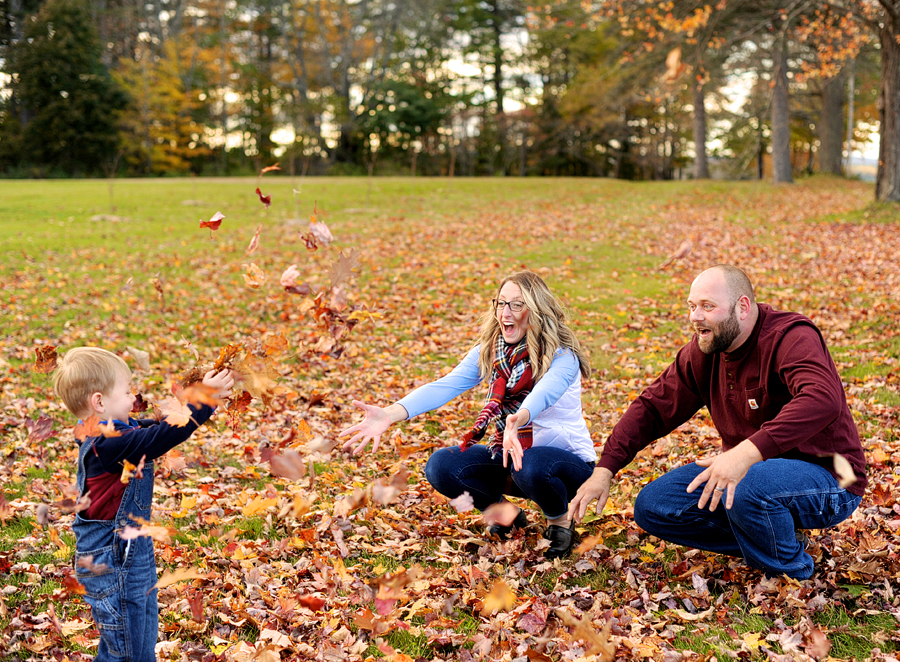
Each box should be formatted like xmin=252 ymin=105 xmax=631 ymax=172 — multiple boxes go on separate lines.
xmin=598 ymin=304 xmax=867 ymax=496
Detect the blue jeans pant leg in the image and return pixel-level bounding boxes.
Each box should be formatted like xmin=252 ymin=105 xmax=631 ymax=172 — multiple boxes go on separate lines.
xmin=120 ymin=536 xmax=160 ymax=662
xmin=510 ymin=446 xmax=596 ymax=519
xmin=74 ymin=539 xmax=128 ymax=662
xmin=425 ymin=445 xmax=514 ymax=511
xmin=634 ymin=463 xmax=743 ymax=557
xmin=725 ymin=459 xmax=862 ymax=580
xmin=635 ymin=460 xmax=862 ymax=580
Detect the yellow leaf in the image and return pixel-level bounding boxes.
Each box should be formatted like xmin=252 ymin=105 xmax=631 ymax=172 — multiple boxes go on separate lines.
xmin=743 ymin=632 xmax=763 ymax=650
xmin=154 ymin=567 xmax=206 ymax=590
xmin=639 ymin=542 xmax=656 ymax=553
xmin=481 ymin=579 xmax=517 ymax=615
xmin=173 ymin=495 xmax=198 ymax=518
xmin=242 ymin=495 xmax=278 ymax=517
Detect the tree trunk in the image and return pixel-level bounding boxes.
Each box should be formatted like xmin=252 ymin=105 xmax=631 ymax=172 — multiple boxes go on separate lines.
xmin=876 ymin=16 xmax=900 ymax=201
xmin=819 ymin=71 xmax=845 ymax=175
xmin=771 ymin=46 xmax=793 ymax=183
xmin=692 ymin=81 xmax=709 ymax=179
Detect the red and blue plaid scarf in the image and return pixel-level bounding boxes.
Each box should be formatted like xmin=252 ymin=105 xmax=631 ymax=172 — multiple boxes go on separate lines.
xmin=460 ymin=336 xmax=534 ymax=454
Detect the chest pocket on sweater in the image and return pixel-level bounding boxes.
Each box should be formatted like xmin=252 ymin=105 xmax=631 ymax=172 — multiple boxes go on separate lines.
xmin=743 ymin=386 xmax=768 ymax=428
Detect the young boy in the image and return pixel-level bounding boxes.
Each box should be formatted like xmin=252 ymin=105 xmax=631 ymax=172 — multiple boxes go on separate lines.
xmin=53 ymin=347 xmax=233 ymax=662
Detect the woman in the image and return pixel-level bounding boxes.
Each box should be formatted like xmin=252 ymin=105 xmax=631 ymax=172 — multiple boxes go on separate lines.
xmin=340 ymin=271 xmax=595 ymax=559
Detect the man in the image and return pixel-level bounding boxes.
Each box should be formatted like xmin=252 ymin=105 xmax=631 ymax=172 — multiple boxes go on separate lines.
xmin=569 ymin=265 xmax=866 ymax=579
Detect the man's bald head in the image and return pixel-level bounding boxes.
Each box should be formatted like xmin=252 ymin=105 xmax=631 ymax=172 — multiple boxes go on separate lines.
xmin=697 ymin=265 xmax=755 ymax=308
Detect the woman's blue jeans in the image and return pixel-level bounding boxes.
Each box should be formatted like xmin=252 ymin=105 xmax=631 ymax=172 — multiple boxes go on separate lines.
xmin=425 ymin=444 xmax=595 ymax=519
xmin=634 ymin=459 xmax=862 ymax=579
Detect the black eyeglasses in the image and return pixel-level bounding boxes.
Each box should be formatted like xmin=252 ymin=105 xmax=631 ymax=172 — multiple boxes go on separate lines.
xmin=493 ymin=299 xmax=526 ymax=312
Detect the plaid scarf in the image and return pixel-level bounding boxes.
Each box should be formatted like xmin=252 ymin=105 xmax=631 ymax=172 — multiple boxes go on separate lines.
xmin=459 ymin=336 xmax=534 ymax=454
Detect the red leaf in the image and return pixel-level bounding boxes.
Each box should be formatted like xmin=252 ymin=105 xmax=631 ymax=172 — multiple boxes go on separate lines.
xmin=200 ymin=211 xmax=224 ymax=231
xmin=299 ymin=595 xmax=326 ymax=611
xmin=256 ymin=187 xmax=271 ymax=208
xmin=131 ymin=393 xmax=150 ymax=413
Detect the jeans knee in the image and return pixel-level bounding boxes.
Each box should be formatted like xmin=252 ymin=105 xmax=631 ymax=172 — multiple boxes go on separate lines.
xmin=634 ymin=487 xmax=662 ymax=531
xmin=424 ymin=452 xmax=446 ymax=491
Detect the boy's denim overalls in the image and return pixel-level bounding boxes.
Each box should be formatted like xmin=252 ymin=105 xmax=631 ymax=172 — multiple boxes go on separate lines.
xmin=73 ymin=438 xmax=159 ymax=662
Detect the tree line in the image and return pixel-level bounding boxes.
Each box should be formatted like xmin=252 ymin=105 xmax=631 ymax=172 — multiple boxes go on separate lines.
xmin=0 ymin=0 xmax=898 ymax=201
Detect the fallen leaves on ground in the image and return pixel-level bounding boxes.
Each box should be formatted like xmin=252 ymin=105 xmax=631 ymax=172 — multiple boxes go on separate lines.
xmin=2 ymin=178 xmax=899 ymax=661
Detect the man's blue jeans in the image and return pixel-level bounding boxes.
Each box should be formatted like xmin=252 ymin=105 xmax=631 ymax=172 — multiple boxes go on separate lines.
xmin=634 ymin=459 xmax=862 ymax=579
xmin=425 ymin=445 xmax=595 ymax=519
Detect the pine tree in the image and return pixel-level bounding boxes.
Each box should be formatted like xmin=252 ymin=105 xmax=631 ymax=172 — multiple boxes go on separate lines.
xmin=0 ymin=0 xmax=127 ymax=175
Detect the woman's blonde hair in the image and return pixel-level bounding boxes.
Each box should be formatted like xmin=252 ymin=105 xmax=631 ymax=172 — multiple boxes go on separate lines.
xmin=53 ymin=347 xmax=131 ymax=418
xmin=475 ymin=271 xmax=591 ymax=382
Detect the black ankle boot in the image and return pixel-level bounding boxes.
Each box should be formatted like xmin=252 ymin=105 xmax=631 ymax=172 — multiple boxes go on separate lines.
xmin=487 ymin=508 xmax=528 ymax=540
xmin=543 ymin=520 xmax=576 ymax=559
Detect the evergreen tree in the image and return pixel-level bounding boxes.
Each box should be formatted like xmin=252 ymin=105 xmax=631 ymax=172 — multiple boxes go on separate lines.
xmin=0 ymin=0 xmax=126 ymax=175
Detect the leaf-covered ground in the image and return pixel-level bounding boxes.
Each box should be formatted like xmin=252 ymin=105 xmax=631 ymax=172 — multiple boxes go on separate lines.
xmin=1 ymin=176 xmax=898 ymax=662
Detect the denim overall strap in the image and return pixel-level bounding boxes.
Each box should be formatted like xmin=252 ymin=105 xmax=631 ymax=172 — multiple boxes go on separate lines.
xmin=72 ymin=436 xmax=159 ymax=662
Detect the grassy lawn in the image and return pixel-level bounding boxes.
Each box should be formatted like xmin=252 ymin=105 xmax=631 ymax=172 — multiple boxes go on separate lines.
xmin=1 ymin=175 xmax=898 ymax=661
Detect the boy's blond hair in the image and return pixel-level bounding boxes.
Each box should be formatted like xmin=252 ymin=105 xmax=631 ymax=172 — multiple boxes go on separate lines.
xmin=53 ymin=347 xmax=131 ymax=418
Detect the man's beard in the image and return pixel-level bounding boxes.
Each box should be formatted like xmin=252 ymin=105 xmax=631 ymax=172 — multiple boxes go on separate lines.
xmin=697 ymin=309 xmax=741 ymax=354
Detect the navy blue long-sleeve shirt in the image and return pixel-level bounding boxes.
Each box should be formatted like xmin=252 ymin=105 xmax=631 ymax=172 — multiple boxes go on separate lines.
xmin=78 ymin=404 xmax=214 ymax=520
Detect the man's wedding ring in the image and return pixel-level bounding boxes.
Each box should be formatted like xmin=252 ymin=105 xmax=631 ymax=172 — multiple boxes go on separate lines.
xmin=714 ymin=487 xmax=725 ymax=492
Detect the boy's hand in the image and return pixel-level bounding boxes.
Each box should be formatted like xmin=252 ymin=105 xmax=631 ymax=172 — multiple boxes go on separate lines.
xmin=202 ymin=369 xmax=235 ymax=399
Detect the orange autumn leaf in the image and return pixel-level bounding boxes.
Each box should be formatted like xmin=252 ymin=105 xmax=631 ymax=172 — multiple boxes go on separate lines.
xmin=34 ymin=345 xmax=58 ymax=374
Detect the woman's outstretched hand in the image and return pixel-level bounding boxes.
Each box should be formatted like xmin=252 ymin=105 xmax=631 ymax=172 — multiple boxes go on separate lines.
xmin=339 ymin=401 xmax=408 ymax=455
xmin=502 ymin=409 xmax=530 ymax=471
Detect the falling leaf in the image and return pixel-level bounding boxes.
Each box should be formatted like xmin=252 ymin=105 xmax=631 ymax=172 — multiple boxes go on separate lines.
xmin=154 ymin=567 xmax=206 ymax=590
xmin=74 ymin=415 xmax=103 ymax=441
xmin=76 ymin=555 xmax=109 ymax=575
xmin=298 ymin=595 xmax=326 ymax=611
xmin=450 ymin=491 xmax=475 ymax=513
xmin=371 ymin=479 xmax=401 ymax=506
xmin=260 ymin=164 xmax=281 ymax=174
xmin=481 ymin=579 xmax=517 ymax=615
xmin=121 ymin=458 xmax=136 ymax=484
xmin=99 ymin=417 xmax=122 ymax=438
xmin=244 ymin=263 xmax=267 ymax=289
xmin=256 ymin=187 xmax=272 ymax=208
xmin=176 ymin=382 xmax=223 ymax=408
xmin=242 ymin=495 xmax=278 ymax=517
xmin=131 ymin=393 xmax=149 ymax=413
xmin=200 ymin=211 xmax=224 ymax=233
xmin=120 ymin=522 xmax=176 ymax=543
xmin=60 ymin=571 xmax=86 ymax=596
xmin=270 ymin=450 xmax=307 ymax=480
xmin=157 ymin=395 xmax=193 ymax=427
xmin=663 ymin=46 xmax=685 ymax=82
xmin=574 ymin=533 xmax=603 ymax=554
xmin=181 ymin=335 xmax=200 ymax=360
xmin=34 ymin=345 xmax=58 ymax=374
xmin=245 ymin=224 xmax=262 ymax=256
xmin=329 ymin=249 xmax=361 ymax=290
xmin=483 ymin=501 xmax=520 ymax=527
xmin=126 ymin=346 xmax=150 ymax=371
xmin=26 ymin=414 xmax=55 ymax=443
xmin=659 ymin=238 xmax=692 ymax=269
xmin=833 ymin=453 xmax=857 ymax=488
xmin=36 ymin=504 xmax=50 ymax=526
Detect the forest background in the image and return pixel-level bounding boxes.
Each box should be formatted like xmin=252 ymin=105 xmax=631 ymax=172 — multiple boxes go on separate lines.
xmin=2 ymin=0 xmax=900 ymax=201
